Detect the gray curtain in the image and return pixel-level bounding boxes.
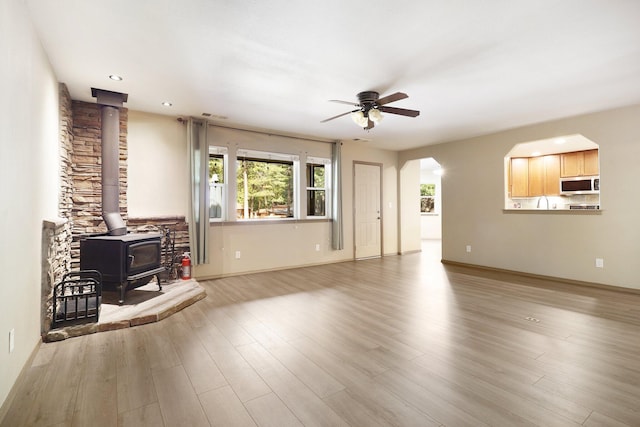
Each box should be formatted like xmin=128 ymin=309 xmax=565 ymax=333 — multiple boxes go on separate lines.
xmin=187 ymin=119 xmax=210 ymax=265
xmin=331 ymin=141 xmax=344 ymax=250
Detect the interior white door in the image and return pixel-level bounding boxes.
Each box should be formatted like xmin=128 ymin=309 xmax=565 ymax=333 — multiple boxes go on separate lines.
xmin=354 ymin=163 xmax=382 ymax=259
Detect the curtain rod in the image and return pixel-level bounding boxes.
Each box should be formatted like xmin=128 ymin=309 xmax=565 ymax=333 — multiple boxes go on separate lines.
xmin=177 ymin=117 xmax=338 ymax=145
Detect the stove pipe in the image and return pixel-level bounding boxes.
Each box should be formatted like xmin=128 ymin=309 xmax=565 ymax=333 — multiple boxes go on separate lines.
xmin=91 ymin=88 xmax=128 ymax=236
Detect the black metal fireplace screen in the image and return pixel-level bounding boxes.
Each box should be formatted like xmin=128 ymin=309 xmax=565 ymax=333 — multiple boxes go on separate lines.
xmin=52 ymin=270 xmax=102 ymax=328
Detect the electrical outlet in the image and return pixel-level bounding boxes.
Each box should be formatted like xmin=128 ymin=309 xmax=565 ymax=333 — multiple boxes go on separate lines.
xmin=466 ymin=245 xmax=472 ymax=253
xmin=315 ymin=244 xmax=320 ymax=251
xmin=9 ymin=329 xmax=14 ymax=354
xmin=595 ymin=258 xmax=604 ymax=268
xmin=235 ymin=251 xmax=241 ymax=259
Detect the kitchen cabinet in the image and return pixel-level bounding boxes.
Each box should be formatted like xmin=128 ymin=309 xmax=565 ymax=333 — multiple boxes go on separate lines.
xmin=544 ymin=154 xmax=561 ymax=195
xmin=510 ymin=157 xmax=528 ymax=197
xmin=528 ymin=156 xmax=544 ymax=196
xmin=583 ymin=149 xmax=599 ymax=175
xmin=560 ymin=150 xmax=599 ymax=177
xmin=529 ymin=155 xmax=560 ymax=196
xmin=511 ymin=155 xmax=559 ymax=197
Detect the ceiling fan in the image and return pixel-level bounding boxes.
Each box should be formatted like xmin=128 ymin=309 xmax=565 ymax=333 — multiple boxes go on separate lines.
xmin=321 ymin=91 xmax=420 ymax=129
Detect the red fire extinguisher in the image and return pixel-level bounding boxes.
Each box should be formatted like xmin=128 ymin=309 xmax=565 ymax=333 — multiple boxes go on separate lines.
xmin=181 ymin=252 xmax=191 ymax=280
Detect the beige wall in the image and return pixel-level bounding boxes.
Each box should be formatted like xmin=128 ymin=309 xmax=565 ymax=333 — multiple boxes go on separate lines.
xmin=399 ymin=159 xmax=422 ymax=253
xmin=0 ymin=0 xmax=60 ymax=410
xmin=127 ymin=111 xmax=189 ymax=218
xmin=400 ymin=104 xmax=640 ymax=290
xmin=126 ymin=119 xmax=400 ymax=278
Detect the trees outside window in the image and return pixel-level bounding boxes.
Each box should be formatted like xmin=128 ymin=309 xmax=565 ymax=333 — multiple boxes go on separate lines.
xmin=237 ymin=158 xmax=294 ymax=219
xmin=420 ymin=183 xmax=436 ymax=213
xmin=307 ymin=163 xmax=326 ymax=216
xmin=208 ymin=147 xmax=329 ymax=221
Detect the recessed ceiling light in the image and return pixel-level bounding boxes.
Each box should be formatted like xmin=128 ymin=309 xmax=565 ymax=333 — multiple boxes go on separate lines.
xmin=554 ymin=138 xmax=566 ymax=144
xmin=532 ymin=151 xmax=542 ymax=157
xmin=161 ymin=101 xmax=173 ymax=107
xmin=109 ymin=74 xmax=123 ymax=81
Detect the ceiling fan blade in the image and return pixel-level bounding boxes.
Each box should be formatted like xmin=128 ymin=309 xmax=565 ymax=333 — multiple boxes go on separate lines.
xmin=376 ymin=92 xmax=408 ymax=106
xmin=379 ymin=106 xmax=420 ymax=117
xmin=330 ymin=99 xmax=359 ymax=106
xmin=321 ymin=110 xmax=352 ymax=123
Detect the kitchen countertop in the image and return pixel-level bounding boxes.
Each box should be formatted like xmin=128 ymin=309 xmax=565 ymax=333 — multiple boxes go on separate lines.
xmin=503 ymin=208 xmax=602 ymax=214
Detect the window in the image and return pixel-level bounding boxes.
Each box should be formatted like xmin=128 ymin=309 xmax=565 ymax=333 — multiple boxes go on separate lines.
xmin=207 ymin=145 xmax=331 ymax=222
xmin=209 ymin=147 xmax=227 ymax=219
xmin=306 ymin=158 xmax=330 ymax=217
xmin=420 ymin=183 xmax=436 ymax=213
xmin=237 ymin=151 xmax=296 ymax=219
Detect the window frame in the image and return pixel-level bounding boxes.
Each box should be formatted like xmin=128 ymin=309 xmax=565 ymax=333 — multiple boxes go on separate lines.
xmin=420 ymin=183 xmax=436 ymax=214
xmin=236 ymin=149 xmax=299 ymax=221
xmin=306 ymin=157 xmax=331 ymax=219
xmin=207 ymin=146 xmax=332 ymax=223
xmin=208 ymin=146 xmax=228 ymax=221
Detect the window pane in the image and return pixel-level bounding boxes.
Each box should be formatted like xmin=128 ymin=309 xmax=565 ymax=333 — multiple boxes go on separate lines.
xmin=421 ymin=196 xmax=435 ymax=213
xmin=307 ymin=190 xmax=326 ymax=216
xmin=209 ymin=155 xmax=224 ymax=219
xmin=420 ymin=183 xmax=435 ymax=196
xmin=237 ymin=158 xmax=294 ymax=219
xmin=307 ymin=164 xmax=325 ymax=188
xmin=209 ymin=156 xmax=224 ymax=183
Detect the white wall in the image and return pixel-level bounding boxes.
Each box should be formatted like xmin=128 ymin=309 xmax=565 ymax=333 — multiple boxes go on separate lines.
xmin=0 ymin=0 xmax=60 ymax=411
xmin=400 ymin=104 xmax=640 ymax=290
xmin=127 ymin=111 xmax=189 ymax=218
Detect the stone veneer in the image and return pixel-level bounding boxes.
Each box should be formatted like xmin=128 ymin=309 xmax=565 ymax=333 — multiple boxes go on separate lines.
xmin=69 ymin=99 xmax=128 ymax=268
xmin=42 ymin=84 xmax=190 ymax=335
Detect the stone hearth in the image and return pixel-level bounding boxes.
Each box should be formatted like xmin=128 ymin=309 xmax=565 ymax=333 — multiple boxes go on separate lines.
xmin=44 ymin=278 xmax=205 ymax=342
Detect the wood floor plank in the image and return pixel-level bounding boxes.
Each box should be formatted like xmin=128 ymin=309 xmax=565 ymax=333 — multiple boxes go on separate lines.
xmin=72 ymin=332 xmax=119 ymax=427
xmin=394 ymin=347 xmax=592 ymax=424
xmin=115 ymin=328 xmax=158 ymax=414
xmin=166 ymin=314 xmax=228 ymax=394
xmin=23 ymin=336 xmax=87 ymax=426
xmin=534 ymin=375 xmax=640 ymax=426
xmin=236 ymin=342 xmax=349 ymax=427
xmin=195 ymin=323 xmax=272 ymax=402
xmin=198 ymin=385 xmax=257 ymax=427
xmin=244 ymin=393 xmax=302 ymax=427
xmin=322 ymin=390 xmax=393 ymax=427
xmin=0 ymin=364 xmax=49 ymax=426
xmin=140 ymin=320 xmax=181 ymax=372
xmin=118 ymin=402 xmax=164 ymax=427
xmin=152 ymin=365 xmax=210 ymax=427
xmin=583 ymin=410 xmax=633 ymax=427
xmin=5 ymin=241 xmax=640 ymax=427
xmin=222 ymin=306 xmax=346 ymax=399
xmin=289 ymin=336 xmax=441 ymax=427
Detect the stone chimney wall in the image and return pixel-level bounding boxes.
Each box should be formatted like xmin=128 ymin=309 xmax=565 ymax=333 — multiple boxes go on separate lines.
xmin=69 ymin=100 xmax=129 ymax=268
xmin=42 ymin=84 xmax=190 ymax=334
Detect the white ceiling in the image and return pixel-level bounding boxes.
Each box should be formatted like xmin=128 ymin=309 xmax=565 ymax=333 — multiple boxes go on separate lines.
xmin=26 ymin=0 xmax=640 ymax=151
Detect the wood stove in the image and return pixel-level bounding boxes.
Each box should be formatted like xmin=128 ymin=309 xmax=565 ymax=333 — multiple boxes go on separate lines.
xmin=80 ymin=233 xmax=164 ymax=304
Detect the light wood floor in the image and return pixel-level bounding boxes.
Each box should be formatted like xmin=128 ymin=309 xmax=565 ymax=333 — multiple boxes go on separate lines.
xmin=3 ymin=240 xmax=640 ymax=426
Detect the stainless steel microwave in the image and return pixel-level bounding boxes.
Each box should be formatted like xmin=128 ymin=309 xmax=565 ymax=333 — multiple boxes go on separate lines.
xmin=560 ymin=176 xmax=599 ymax=195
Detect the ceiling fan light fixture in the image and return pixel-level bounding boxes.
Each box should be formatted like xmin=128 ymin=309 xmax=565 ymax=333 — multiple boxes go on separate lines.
xmin=351 ymin=111 xmax=368 ymax=127
xmin=369 ymin=108 xmax=383 ymax=124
